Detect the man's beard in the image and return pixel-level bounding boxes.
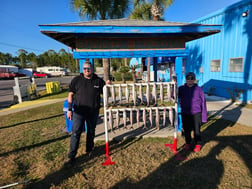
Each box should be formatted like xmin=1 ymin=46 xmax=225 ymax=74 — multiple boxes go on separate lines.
xmin=84 ymin=72 xmax=92 ymax=78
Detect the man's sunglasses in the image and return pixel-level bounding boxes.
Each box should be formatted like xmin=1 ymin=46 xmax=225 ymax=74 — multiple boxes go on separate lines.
xmin=186 ymin=76 xmax=195 ymax=80
xmin=83 ymin=67 xmax=91 ymax=71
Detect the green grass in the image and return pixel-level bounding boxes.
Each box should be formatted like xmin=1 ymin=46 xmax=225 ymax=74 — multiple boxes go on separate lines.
xmin=0 ymin=93 xmax=251 ymax=188
xmin=36 ymin=89 xmax=68 ymax=100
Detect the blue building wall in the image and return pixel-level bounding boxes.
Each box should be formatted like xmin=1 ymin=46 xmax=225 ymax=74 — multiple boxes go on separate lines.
xmin=186 ymin=0 xmax=252 ymax=103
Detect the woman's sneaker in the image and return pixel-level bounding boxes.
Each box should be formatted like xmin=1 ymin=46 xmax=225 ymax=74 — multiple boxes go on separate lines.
xmin=194 ymin=145 xmax=201 ymax=152
xmin=184 ymin=144 xmax=191 ymax=151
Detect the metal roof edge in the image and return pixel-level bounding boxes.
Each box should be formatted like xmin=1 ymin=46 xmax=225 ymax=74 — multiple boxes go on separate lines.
xmin=38 ymin=18 xmax=201 ymax=27
xmin=193 ymin=0 xmax=252 ymax=23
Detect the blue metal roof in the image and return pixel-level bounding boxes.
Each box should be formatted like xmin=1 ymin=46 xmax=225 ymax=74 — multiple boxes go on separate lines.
xmin=39 ymin=19 xmax=222 ymax=58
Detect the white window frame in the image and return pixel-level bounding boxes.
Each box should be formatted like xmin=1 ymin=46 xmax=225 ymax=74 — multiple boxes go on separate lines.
xmin=210 ymin=59 xmax=221 ymax=72
xmin=229 ymin=57 xmax=243 ymax=72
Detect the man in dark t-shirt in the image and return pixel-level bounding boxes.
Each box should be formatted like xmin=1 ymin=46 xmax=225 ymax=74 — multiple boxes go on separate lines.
xmin=66 ymin=61 xmax=110 ymax=163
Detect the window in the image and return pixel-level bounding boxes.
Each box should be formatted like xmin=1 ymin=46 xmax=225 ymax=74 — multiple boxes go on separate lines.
xmin=229 ymin=57 xmax=243 ymax=72
xmin=210 ymin=59 xmax=221 ymax=72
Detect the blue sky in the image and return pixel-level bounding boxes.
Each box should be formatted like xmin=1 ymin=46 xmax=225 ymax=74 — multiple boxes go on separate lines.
xmin=0 ymin=0 xmax=241 ymax=56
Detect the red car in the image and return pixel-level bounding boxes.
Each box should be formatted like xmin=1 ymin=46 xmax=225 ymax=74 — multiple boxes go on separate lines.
xmin=33 ymin=71 xmax=50 ymax=78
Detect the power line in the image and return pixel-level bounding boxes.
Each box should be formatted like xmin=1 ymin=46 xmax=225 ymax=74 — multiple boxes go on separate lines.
xmin=0 ymin=42 xmax=45 ymax=53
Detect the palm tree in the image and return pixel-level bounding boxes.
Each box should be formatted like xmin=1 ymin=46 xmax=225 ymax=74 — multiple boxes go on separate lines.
xmin=70 ymin=0 xmax=130 ymax=81
xmin=151 ymin=0 xmax=173 ymax=20
xmin=130 ymin=0 xmax=173 ymax=20
xmin=17 ymin=49 xmax=28 ymax=68
xmin=4 ymin=53 xmax=12 ymax=65
xmin=130 ymin=65 xmax=140 ymax=83
xmin=27 ymin=52 xmax=38 ymax=69
xmin=129 ymin=2 xmax=152 ymax=20
xmin=130 ymin=0 xmax=174 ymax=82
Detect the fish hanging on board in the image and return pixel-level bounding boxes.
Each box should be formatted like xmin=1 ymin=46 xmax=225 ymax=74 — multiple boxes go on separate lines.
xmin=111 ymin=85 xmax=116 ymax=106
xmin=149 ymin=108 xmax=153 ymax=127
xmin=104 ymin=86 xmax=109 ymax=107
xmin=163 ymin=109 xmax=166 ymax=127
xmin=156 ymin=108 xmax=160 ymax=130
xmin=130 ymin=109 xmax=133 ymax=129
xmin=143 ymin=109 xmax=147 ymax=129
xmin=146 ymin=84 xmax=150 ymax=106
xmin=108 ymin=109 xmax=114 ymax=132
xmin=173 ymin=83 xmax=177 ymax=102
xmin=169 ymin=108 xmax=174 ymax=127
xmin=139 ymin=84 xmax=143 ymax=104
xmin=118 ymin=84 xmax=122 ymax=105
xmin=125 ymin=84 xmax=129 ymax=104
xmin=167 ymin=83 xmax=171 ymax=102
xmin=123 ymin=109 xmax=127 ymax=129
xmin=136 ymin=109 xmax=140 ymax=127
xmin=132 ymin=84 xmax=137 ymax=106
xmin=160 ymin=83 xmax=164 ymax=105
xmin=152 ymin=83 xmax=157 ymax=106
xmin=116 ymin=109 xmax=120 ymax=129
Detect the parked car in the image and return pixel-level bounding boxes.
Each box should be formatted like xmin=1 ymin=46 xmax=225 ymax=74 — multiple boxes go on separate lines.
xmin=15 ymin=73 xmax=26 ymax=77
xmin=0 ymin=72 xmax=26 ymax=79
xmin=33 ymin=71 xmax=50 ymax=78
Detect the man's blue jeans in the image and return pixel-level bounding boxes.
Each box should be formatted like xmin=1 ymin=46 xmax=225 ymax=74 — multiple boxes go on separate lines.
xmin=68 ymin=110 xmax=99 ymax=159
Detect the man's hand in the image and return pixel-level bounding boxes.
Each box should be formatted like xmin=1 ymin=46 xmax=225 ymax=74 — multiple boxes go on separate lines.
xmin=67 ymin=110 xmax=73 ymax=120
xmin=106 ymin=80 xmax=111 ymax=85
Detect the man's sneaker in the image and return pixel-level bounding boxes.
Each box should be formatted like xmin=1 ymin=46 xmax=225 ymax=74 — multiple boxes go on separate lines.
xmin=64 ymin=158 xmax=75 ymax=165
xmin=184 ymin=144 xmax=191 ymax=151
xmin=88 ymin=151 xmax=93 ymax=158
xmin=85 ymin=151 xmax=93 ymax=158
xmin=194 ymin=145 xmax=201 ymax=152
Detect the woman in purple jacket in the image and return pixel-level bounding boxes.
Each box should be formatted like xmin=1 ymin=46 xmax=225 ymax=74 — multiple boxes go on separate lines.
xmin=178 ymin=72 xmax=207 ymax=152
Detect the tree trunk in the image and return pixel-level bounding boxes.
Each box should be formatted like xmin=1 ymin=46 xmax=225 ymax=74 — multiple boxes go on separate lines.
xmin=153 ymin=15 xmax=159 ymax=21
xmin=121 ymin=73 xmax=125 ymax=83
xmin=147 ymin=57 xmax=151 ymax=82
xmin=132 ymin=71 xmax=137 ymax=83
xmin=103 ymin=58 xmax=110 ymax=81
xmin=124 ymin=58 xmax=128 ymax=66
xmin=75 ymin=59 xmax=79 ymax=73
xmin=141 ymin=58 xmax=144 ymax=74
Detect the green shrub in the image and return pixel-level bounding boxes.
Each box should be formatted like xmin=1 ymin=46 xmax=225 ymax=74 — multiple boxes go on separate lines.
xmin=113 ymin=72 xmax=122 ymax=81
xmin=124 ymin=72 xmax=133 ymax=81
xmin=113 ymin=72 xmax=133 ymax=81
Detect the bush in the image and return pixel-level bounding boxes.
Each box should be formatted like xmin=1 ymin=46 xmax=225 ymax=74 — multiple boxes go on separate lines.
xmin=113 ymin=72 xmax=122 ymax=81
xmin=124 ymin=72 xmax=133 ymax=81
xmin=113 ymin=72 xmax=133 ymax=81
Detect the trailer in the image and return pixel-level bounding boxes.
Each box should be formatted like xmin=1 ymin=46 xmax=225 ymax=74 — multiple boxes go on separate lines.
xmin=36 ymin=66 xmax=66 ymax=76
xmin=0 ymin=65 xmax=18 ymax=73
xmin=0 ymin=65 xmax=26 ymax=79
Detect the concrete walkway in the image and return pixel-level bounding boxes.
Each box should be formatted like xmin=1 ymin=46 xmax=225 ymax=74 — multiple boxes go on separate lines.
xmin=0 ymin=95 xmax=251 ymax=142
xmin=205 ymin=95 xmax=252 ymax=128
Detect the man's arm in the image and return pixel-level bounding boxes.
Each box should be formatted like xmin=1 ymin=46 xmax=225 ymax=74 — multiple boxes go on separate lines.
xmin=67 ymin=92 xmax=74 ymax=120
xmin=106 ymin=80 xmax=111 ymax=85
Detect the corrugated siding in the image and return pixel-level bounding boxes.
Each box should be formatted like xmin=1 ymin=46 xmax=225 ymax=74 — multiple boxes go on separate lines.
xmin=186 ymin=0 xmax=252 ymax=102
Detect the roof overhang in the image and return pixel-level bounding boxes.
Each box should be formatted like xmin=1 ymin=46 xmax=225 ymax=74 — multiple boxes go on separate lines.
xmin=39 ymin=19 xmax=222 ymax=57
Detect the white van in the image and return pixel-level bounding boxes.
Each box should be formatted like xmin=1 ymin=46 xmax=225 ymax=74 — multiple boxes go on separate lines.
xmin=36 ymin=66 xmax=66 ymax=76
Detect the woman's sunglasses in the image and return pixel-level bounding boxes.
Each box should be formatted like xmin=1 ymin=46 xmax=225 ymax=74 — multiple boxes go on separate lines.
xmin=186 ymin=76 xmax=194 ymax=80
